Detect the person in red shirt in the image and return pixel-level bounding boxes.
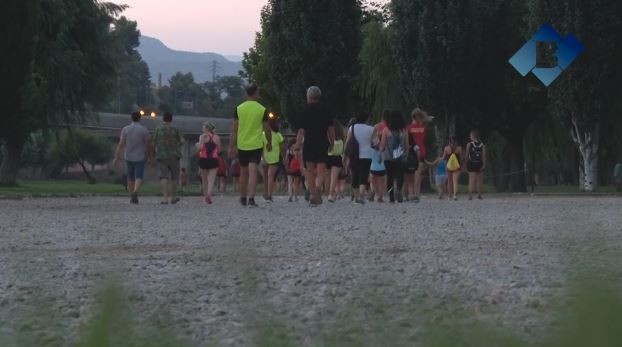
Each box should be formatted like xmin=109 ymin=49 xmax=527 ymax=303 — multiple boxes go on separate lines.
xmin=407 ymin=108 xmax=433 ymax=202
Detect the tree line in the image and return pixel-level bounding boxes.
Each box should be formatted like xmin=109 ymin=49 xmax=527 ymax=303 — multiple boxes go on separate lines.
xmin=242 ymin=0 xmax=622 ymax=192
xmin=0 ymin=1 xmax=247 ymax=185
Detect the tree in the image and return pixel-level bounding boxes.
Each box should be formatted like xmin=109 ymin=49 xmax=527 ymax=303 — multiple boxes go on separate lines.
xmin=241 ymin=32 xmax=280 ymax=113
xmin=390 ymin=0 xmax=487 ymax=137
xmin=0 ymin=0 xmax=124 ymax=185
xmin=527 ymin=0 xmax=622 ymax=191
xmin=261 ymin=0 xmax=363 ymax=128
xmin=47 ymin=131 xmax=113 ymax=184
xmin=357 ymin=20 xmax=406 ymax=119
xmin=104 ymin=16 xmax=152 ymax=113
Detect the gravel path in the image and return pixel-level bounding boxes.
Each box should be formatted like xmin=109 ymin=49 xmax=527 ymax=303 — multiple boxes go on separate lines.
xmin=0 ymin=196 xmax=621 ymax=345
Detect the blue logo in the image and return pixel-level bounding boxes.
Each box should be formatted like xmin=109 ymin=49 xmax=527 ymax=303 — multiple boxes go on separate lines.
xmin=509 ymin=24 xmax=585 ymax=86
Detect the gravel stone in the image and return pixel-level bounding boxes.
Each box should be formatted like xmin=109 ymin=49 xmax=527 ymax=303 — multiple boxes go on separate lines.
xmin=0 ymin=195 xmax=620 ymax=346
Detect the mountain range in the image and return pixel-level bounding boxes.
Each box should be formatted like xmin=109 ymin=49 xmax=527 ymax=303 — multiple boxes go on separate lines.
xmin=138 ymin=36 xmax=244 ymax=85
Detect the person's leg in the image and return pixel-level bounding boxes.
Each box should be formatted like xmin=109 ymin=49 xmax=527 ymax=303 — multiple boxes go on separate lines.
xmin=288 ymin=175 xmax=293 ymax=200
xmin=446 ymin=172 xmax=454 ymax=199
xmin=386 ymin=162 xmax=396 ymax=202
xmin=267 ymin=165 xmax=277 ymax=200
xmin=452 ymin=171 xmax=460 ymax=199
xmin=350 ymin=160 xmax=361 ymax=201
xmin=239 ymin=166 xmax=249 ymax=200
xmin=468 ymin=172 xmax=476 ymax=199
xmin=294 ymin=177 xmax=300 ymax=199
xmin=132 ymin=161 xmax=145 ymax=195
xmin=248 ymin=162 xmax=258 ymax=200
xmin=414 ymin=167 xmax=422 ymax=198
xmin=329 ymin=167 xmax=339 ymax=200
xmin=315 ymin=163 xmax=327 ymax=201
xmin=359 ymin=159 xmax=371 ymax=198
xmin=207 ymin=169 xmax=218 ymax=198
xmin=396 ymin=164 xmax=405 ymax=202
xmin=169 ymin=160 xmax=180 ymax=203
xmin=305 ymin=162 xmax=316 ymax=201
xmin=200 ymin=169 xmax=210 ymax=199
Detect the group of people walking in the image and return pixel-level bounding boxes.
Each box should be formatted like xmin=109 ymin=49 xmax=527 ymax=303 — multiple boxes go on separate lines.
xmin=113 ymin=84 xmax=488 ymax=206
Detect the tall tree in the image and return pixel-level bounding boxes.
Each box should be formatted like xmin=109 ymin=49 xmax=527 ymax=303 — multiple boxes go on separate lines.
xmin=390 ymin=0 xmax=487 ymax=137
xmin=261 ymin=0 xmax=363 ymax=127
xmin=527 ymin=0 xmax=622 ymax=191
xmin=357 ymin=20 xmax=406 ymax=118
xmin=106 ymin=16 xmax=152 ymax=113
xmin=0 ymin=0 xmax=124 ymax=185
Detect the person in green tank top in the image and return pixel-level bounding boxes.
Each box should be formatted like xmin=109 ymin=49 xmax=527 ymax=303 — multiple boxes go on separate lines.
xmin=262 ymin=119 xmax=285 ymax=202
xmin=229 ymin=85 xmax=272 ymax=207
xmin=326 ymin=120 xmax=345 ymax=202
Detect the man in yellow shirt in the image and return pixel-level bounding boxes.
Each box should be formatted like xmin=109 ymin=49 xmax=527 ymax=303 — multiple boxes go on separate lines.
xmin=229 ymin=85 xmax=272 ymax=207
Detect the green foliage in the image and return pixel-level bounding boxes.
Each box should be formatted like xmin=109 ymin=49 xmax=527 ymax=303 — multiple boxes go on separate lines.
xmin=103 ymin=16 xmax=152 ymax=113
xmin=0 ymin=0 xmax=124 ymax=185
xmin=260 ymin=0 xmax=363 ymax=127
xmin=357 ymin=20 xmax=406 ymax=119
xmin=47 ymin=131 xmax=113 ymax=177
xmin=156 ymin=72 xmax=246 ymax=117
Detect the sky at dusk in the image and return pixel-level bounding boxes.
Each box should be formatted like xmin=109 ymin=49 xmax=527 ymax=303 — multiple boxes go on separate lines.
xmin=112 ymin=0 xmax=268 ymax=56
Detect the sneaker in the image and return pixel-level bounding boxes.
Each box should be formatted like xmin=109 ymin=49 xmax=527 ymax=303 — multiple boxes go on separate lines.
xmin=265 ymin=197 xmax=274 ymax=203
xmin=304 ymin=190 xmax=310 ymax=202
xmin=327 ymin=195 xmax=336 ymax=203
xmin=377 ymin=198 xmax=385 ymax=203
xmin=355 ymin=198 xmax=366 ymax=205
xmin=248 ymin=198 xmax=258 ymax=207
xmin=414 ymin=196 xmax=421 ymax=203
xmin=397 ymin=193 xmax=404 ymax=203
xmin=206 ymin=195 xmax=213 ymax=205
xmin=469 ymin=195 xmax=473 ymax=201
xmin=240 ymin=197 xmax=248 ymax=206
xmin=454 ymin=197 xmax=458 ymax=201
xmin=130 ymin=192 xmax=139 ymax=204
xmin=288 ymin=196 xmax=293 ymax=203
xmin=478 ymin=195 xmax=483 ymax=200
xmin=171 ymin=197 xmax=180 ymax=204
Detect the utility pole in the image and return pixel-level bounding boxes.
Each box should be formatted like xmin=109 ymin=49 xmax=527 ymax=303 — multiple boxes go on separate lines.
xmin=210 ymin=60 xmax=220 ymax=83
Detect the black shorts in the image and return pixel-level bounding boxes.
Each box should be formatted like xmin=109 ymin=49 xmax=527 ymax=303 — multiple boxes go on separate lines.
xmin=371 ymin=170 xmax=386 ymax=177
xmin=327 ymin=156 xmax=343 ymax=169
xmin=303 ymin=143 xmax=329 ymax=164
xmin=467 ymin=161 xmax=483 ymax=173
xmin=238 ymin=149 xmax=262 ymax=167
xmin=199 ymin=158 xmax=219 ymax=170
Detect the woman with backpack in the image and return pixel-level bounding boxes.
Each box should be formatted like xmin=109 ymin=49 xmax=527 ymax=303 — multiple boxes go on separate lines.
xmin=380 ymin=110 xmax=410 ymax=203
xmin=197 ymin=122 xmax=221 ymax=204
xmin=444 ymin=135 xmax=463 ymax=201
xmin=466 ymin=130 xmax=486 ymax=200
xmin=345 ymin=112 xmax=374 ymax=204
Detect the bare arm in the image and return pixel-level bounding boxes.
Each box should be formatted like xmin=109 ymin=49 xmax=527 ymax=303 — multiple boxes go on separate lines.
xmin=296 ymin=129 xmax=305 ymax=149
xmin=114 ymin=133 xmax=126 ymax=164
xmin=263 ymin=120 xmax=272 ymax=151
xmin=379 ymin=128 xmax=388 ymax=152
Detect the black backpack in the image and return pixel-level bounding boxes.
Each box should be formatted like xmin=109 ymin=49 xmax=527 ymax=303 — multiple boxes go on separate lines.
xmin=345 ymin=125 xmax=360 ymax=160
xmin=389 ymin=130 xmax=406 ymax=162
xmin=469 ymin=142 xmax=484 ymax=164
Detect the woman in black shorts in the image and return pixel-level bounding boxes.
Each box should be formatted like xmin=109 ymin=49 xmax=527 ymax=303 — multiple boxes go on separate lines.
xmin=197 ymin=122 xmax=221 ymax=204
xmin=327 ymin=120 xmax=345 ymax=202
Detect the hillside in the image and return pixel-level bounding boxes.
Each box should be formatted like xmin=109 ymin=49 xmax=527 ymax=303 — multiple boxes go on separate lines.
xmin=138 ymin=36 xmax=243 ymax=84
